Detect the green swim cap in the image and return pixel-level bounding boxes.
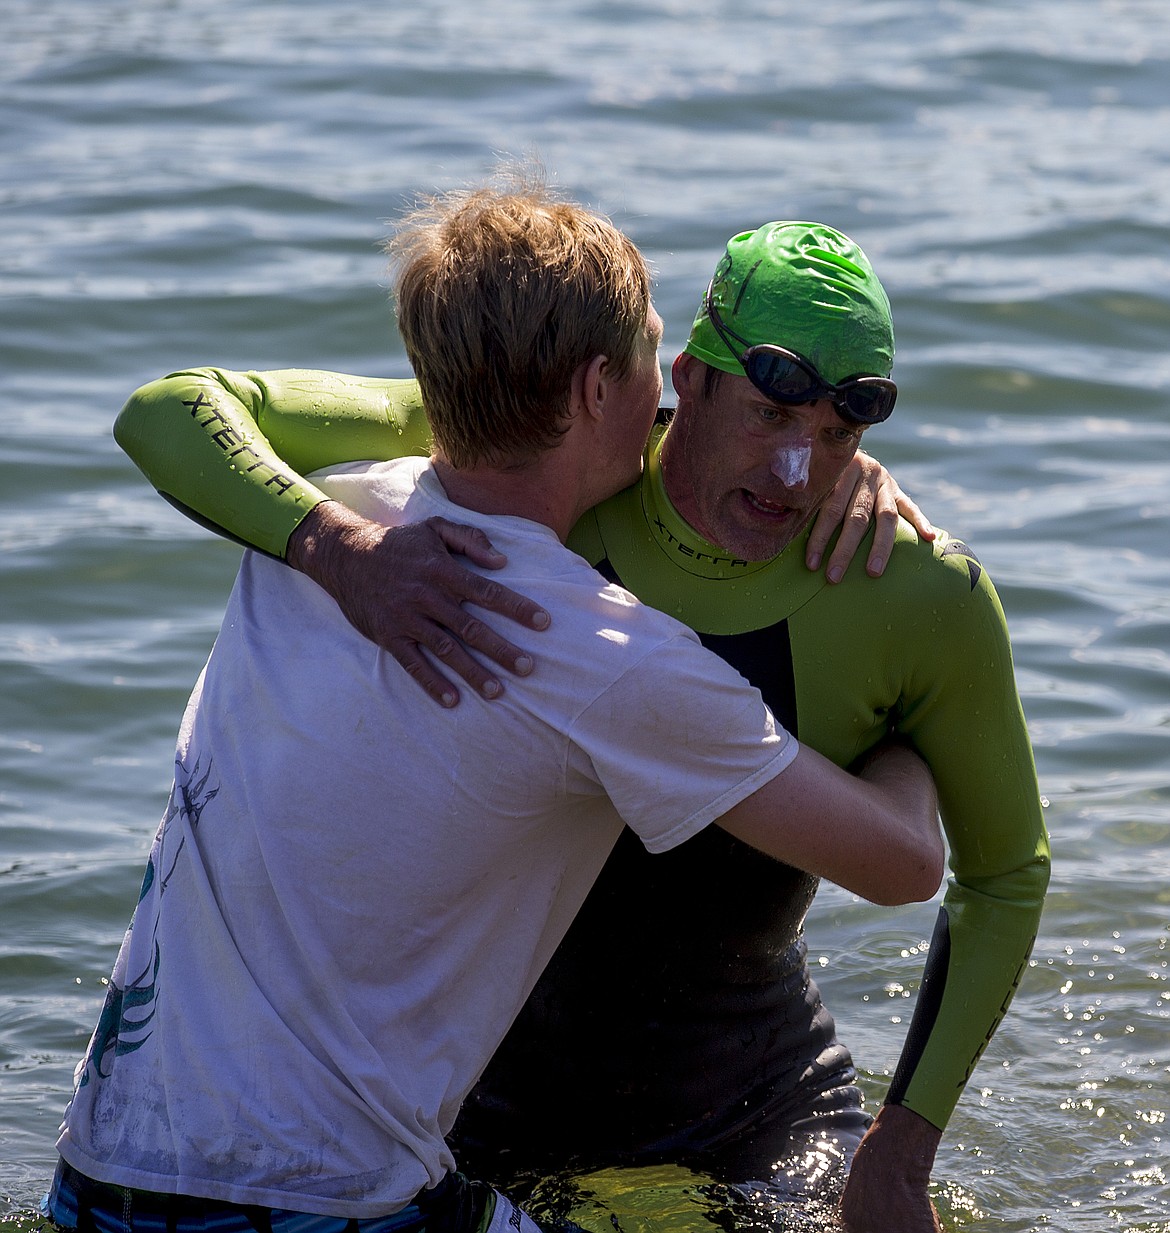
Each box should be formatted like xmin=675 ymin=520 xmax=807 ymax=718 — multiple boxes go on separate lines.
xmin=685 ymin=222 xmax=895 ymax=385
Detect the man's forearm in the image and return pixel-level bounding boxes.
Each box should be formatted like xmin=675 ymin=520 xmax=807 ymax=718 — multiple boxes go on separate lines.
xmin=115 ymin=369 xmax=331 ymax=559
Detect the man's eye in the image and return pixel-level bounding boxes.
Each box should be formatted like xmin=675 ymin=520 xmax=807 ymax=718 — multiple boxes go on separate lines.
xmin=758 ymin=405 xmax=781 ymax=423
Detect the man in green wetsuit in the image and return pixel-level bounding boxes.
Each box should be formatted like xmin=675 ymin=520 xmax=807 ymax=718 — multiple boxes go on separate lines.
xmin=113 ymin=222 xmax=1049 ymax=1232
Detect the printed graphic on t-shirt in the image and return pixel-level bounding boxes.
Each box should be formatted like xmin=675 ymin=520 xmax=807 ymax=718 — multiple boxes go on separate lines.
xmin=77 ymin=756 xmax=218 ymax=1087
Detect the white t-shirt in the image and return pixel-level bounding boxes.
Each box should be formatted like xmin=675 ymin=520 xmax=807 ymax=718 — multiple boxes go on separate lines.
xmin=58 ymin=458 xmax=797 ymax=1217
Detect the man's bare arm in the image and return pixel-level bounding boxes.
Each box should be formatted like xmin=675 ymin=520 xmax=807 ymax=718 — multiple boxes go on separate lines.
xmin=716 ymin=740 xmax=943 ymax=907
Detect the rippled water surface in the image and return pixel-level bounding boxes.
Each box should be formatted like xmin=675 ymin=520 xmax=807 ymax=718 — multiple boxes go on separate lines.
xmin=2 ymin=2 xmax=1169 ymax=1229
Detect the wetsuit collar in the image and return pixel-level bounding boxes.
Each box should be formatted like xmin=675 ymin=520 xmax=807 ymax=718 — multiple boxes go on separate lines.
xmin=641 ymin=427 xmax=803 ymax=581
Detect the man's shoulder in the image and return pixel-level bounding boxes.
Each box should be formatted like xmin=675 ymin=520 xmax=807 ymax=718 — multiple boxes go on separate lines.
xmin=843 ymin=523 xmax=1011 ymax=648
xmin=530 ymin=557 xmax=701 ymax=656
xmin=309 ymin=455 xmax=430 ymax=522
xmin=871 ymin=524 xmax=998 ymax=598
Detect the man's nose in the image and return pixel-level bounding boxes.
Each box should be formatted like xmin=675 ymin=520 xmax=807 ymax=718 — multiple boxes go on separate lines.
xmin=770 ymin=441 xmax=812 ymax=488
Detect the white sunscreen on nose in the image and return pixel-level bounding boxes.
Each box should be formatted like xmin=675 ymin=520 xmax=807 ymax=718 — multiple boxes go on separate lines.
xmin=771 ymin=443 xmax=811 ymax=487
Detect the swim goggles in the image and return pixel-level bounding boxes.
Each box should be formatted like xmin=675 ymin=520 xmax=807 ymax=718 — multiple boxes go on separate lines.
xmin=703 ymin=280 xmax=898 ymax=425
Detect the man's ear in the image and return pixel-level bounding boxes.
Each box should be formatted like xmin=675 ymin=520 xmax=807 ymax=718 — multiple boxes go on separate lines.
xmin=671 ymin=352 xmax=701 ymax=405
xmin=575 ymin=353 xmax=609 ymax=423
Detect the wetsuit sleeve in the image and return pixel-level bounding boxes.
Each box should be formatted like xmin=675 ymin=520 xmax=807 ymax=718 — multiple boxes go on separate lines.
xmin=113 ymin=368 xmax=431 ymax=559
xmin=882 ymin=544 xmax=1050 ymax=1131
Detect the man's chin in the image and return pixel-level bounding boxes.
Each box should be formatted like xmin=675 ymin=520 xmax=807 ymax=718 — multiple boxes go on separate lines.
xmin=721 ymin=492 xmax=811 ymax=561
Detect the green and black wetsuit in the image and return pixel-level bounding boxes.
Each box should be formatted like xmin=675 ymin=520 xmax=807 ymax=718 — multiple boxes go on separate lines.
xmin=115 ymin=368 xmax=1050 ymax=1184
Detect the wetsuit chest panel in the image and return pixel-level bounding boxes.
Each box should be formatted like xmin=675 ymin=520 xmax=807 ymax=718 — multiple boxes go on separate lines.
xmin=593 ymin=556 xmax=817 ymax=952
xmin=698 ymin=624 xmax=799 ymax=736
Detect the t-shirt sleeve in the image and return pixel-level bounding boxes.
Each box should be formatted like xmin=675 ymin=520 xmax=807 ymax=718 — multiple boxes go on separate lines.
xmin=567 ymin=632 xmax=799 ymax=854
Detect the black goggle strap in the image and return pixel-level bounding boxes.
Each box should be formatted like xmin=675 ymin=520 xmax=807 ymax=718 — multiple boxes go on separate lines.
xmin=707 ymin=279 xmax=841 ymax=399
xmin=704 ymin=278 xmax=755 ymax=368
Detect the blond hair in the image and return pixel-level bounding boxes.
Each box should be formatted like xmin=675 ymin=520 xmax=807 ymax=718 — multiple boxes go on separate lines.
xmin=388 ymin=174 xmax=653 ymax=469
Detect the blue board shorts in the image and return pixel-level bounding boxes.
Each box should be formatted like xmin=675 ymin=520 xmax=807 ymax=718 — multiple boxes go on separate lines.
xmin=43 ymin=1160 xmax=543 ymax=1233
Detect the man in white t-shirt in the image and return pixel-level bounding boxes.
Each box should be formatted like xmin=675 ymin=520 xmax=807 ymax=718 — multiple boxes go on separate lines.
xmin=46 ymin=177 xmax=942 ymax=1233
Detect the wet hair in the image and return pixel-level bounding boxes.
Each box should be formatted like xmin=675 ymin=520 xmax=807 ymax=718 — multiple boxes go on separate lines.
xmin=388 ymin=171 xmax=653 ymax=469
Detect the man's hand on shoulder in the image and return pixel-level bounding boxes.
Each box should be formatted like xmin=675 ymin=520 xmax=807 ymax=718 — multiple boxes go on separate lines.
xmin=287 ymin=501 xmax=550 ymax=707
xmin=807 ymin=450 xmax=936 ymax=583
xmin=839 ymin=1104 xmax=944 ymax=1232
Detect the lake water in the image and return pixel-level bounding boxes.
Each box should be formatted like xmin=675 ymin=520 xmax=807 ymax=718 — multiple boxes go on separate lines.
xmin=2 ymin=2 xmax=1169 ymax=1229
